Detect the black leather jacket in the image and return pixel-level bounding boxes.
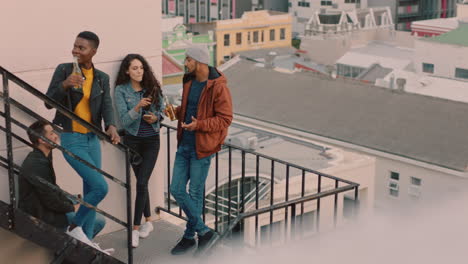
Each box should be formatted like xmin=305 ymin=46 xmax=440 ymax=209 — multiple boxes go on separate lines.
xmin=18 ymin=149 xmax=74 ymax=228
xmin=45 ymin=63 xmax=115 ymax=132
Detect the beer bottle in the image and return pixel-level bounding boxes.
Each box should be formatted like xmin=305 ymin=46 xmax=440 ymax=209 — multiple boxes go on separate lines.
xmin=72 ymin=56 xmax=83 ymax=91
xmin=164 ymin=95 xmax=177 ymax=121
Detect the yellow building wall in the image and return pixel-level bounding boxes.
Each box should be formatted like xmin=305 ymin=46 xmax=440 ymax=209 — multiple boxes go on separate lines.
xmin=163 ymin=75 xmax=183 ymax=86
xmin=215 ymin=11 xmax=292 ymax=66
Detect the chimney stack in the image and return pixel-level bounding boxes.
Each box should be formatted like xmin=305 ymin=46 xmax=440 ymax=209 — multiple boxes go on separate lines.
xmin=396 ymin=78 xmax=406 ymax=92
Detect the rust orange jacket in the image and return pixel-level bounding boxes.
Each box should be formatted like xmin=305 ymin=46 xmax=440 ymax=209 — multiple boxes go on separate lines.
xmin=176 ymin=67 xmax=233 ymax=159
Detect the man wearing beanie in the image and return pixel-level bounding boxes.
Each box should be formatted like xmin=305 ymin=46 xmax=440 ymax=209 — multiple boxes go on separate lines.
xmin=168 ymin=45 xmax=233 ymax=255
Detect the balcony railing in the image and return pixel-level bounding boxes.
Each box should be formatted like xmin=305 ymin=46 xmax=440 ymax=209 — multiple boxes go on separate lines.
xmin=157 ymin=123 xmax=360 ymax=248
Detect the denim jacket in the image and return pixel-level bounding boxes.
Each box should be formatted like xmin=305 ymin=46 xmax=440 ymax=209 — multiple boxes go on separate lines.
xmin=114 ymin=82 xmax=164 ymax=136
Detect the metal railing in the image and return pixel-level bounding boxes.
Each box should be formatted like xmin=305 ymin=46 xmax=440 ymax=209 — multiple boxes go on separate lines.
xmin=0 ymin=66 xmax=137 ymax=264
xmin=156 ymin=123 xmax=360 ymax=248
xmin=202 ymin=183 xmax=359 ymax=256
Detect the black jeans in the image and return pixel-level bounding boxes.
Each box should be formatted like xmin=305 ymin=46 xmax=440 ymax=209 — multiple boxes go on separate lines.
xmin=124 ymin=134 xmax=160 ymax=226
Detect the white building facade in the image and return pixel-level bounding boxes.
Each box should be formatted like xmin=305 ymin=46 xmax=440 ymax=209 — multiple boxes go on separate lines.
xmin=289 ymin=0 xmax=369 ymax=33
xmin=414 ymin=23 xmax=468 ymax=80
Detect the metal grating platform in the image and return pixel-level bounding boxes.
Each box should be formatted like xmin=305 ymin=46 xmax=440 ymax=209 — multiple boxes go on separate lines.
xmin=95 ymin=219 xmax=201 ymax=264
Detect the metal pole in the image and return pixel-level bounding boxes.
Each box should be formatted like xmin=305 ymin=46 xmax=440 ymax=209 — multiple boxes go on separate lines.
xmin=215 ymin=152 xmax=219 ymax=232
xmin=125 ymin=150 xmax=133 ymax=264
xmin=284 ymin=165 xmax=290 ymax=232
xmin=316 ymin=174 xmax=322 ymax=232
xmin=3 ymin=72 xmax=16 ymax=230
xmin=334 ymin=180 xmax=339 ymax=227
xmin=240 ymin=151 xmax=245 ymax=214
xmin=269 ymin=160 xmax=274 ymax=243
xmin=238 ymin=150 xmax=245 ymax=234
xmin=255 ymin=155 xmax=259 ymax=246
xmin=290 ymin=204 xmax=296 ymax=241
xmin=227 ymin=146 xmax=232 ymax=226
xmin=301 ymin=170 xmax=306 ymax=212
xmin=167 ymin=127 xmax=171 ymax=212
xmin=354 ymin=186 xmax=359 ymax=218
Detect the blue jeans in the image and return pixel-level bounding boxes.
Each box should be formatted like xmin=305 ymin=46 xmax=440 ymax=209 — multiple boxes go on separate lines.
xmin=61 ymin=132 xmax=108 ymax=232
xmin=170 ymin=145 xmax=212 ymax=239
xmin=66 ymin=212 xmax=106 ymax=240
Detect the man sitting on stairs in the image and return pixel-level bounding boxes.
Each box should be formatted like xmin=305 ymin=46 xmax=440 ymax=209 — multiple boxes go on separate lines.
xmin=18 ymin=120 xmax=113 ymax=255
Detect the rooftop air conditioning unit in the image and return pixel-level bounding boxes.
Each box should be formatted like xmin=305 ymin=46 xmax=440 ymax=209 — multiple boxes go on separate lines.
xmin=247 ymin=136 xmax=258 ymax=150
xmin=230 ymin=135 xmax=258 ymax=150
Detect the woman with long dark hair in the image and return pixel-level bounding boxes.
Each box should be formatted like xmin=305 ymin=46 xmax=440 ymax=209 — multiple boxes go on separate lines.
xmin=114 ymin=54 xmax=164 ymax=247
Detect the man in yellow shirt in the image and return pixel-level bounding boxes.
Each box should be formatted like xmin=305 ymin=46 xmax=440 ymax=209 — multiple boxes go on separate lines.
xmin=45 ymin=31 xmax=119 ymax=250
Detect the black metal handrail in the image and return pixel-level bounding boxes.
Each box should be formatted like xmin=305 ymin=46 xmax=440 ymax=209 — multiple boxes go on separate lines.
xmin=1 ymin=66 xmax=134 ymax=263
xmin=0 ymin=112 xmax=127 ymax=188
xmin=201 ymin=183 xmax=359 ymax=256
xmin=157 ymin=122 xmax=360 ymax=248
xmin=0 ymin=155 xmax=127 ymax=227
xmin=0 ymin=66 xmax=140 ymax=160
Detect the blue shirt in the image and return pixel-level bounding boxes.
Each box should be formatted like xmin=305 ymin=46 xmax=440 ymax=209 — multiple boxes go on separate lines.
xmin=181 ymin=79 xmax=207 ymax=146
xmin=136 ymin=91 xmax=158 ymax=137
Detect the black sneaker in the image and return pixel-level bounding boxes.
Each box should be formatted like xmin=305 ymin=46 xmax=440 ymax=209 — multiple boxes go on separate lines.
xmin=195 ymin=230 xmax=219 ymax=256
xmin=171 ymin=237 xmax=196 ymax=255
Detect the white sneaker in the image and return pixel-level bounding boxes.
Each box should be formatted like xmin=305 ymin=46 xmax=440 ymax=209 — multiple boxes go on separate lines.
xmin=132 ymin=230 xmax=140 ymax=248
xmin=93 ymin=242 xmax=114 ymax=255
xmin=139 ymin=222 xmax=154 ymax=238
xmin=66 ymin=227 xmax=94 ymax=248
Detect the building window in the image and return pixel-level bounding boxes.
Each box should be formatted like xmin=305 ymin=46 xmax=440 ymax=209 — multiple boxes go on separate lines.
xmin=236 ymin=32 xmax=242 ymax=45
xmin=321 ymin=1 xmax=332 ymax=6
xmin=224 ymin=34 xmax=230 ymax=46
xmin=390 ymin=171 xmax=399 ymax=180
xmin=253 ymin=31 xmax=259 ymax=43
xmin=248 ymin=32 xmax=251 ymax=43
xmin=298 ymin=1 xmax=310 ymax=7
xmin=261 ymin=31 xmax=264 ymax=42
xmin=389 ymin=171 xmax=399 ymax=197
xmin=270 ymin=29 xmax=275 ymax=41
xmin=455 ymin=68 xmax=468 ymax=79
xmin=411 ymin=177 xmax=421 ymax=186
xmin=280 ymin=28 xmax=286 ymax=40
xmin=422 ymin=63 xmax=434 ymax=74
xmin=409 ymin=177 xmax=422 ymax=198
xmin=345 ymin=0 xmax=356 ymax=3
xmin=288 ymin=2 xmax=292 ymax=7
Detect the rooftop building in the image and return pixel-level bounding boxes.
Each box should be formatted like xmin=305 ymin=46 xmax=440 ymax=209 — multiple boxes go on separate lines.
xmin=214 ymin=10 xmax=293 ymax=66
xmin=222 ymin=56 xmax=468 ymax=209
xmin=411 ymin=17 xmax=459 ymax=36
xmin=335 ymin=41 xmax=414 ymax=79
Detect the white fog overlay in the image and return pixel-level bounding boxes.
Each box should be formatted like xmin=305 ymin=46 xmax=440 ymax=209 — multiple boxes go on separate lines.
xmin=166 ymin=193 xmax=468 ymax=264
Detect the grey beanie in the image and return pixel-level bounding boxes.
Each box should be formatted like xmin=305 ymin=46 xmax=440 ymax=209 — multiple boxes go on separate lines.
xmin=186 ymin=45 xmax=210 ymax=65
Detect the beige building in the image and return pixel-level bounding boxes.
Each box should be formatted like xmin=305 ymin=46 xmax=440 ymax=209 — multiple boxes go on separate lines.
xmin=459 ymin=2 xmax=468 ymax=18
xmin=215 ymin=10 xmax=292 ymax=66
